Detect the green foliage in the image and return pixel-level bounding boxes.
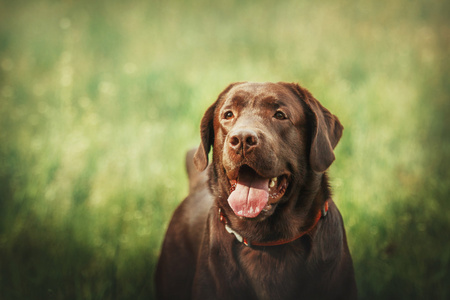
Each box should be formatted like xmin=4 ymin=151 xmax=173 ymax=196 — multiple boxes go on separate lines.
xmin=0 ymin=0 xmax=449 ymax=299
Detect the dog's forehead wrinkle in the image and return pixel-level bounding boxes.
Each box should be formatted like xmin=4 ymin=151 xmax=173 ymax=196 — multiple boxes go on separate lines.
xmin=225 ymin=91 xmax=250 ymax=108
xmin=226 ymin=84 xmax=304 ymax=118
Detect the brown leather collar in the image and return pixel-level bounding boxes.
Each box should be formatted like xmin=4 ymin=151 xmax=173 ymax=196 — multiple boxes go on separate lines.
xmin=219 ymin=200 xmax=329 ymax=247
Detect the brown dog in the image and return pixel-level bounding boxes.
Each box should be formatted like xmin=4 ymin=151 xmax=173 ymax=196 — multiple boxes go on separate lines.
xmin=155 ymin=82 xmax=357 ymax=300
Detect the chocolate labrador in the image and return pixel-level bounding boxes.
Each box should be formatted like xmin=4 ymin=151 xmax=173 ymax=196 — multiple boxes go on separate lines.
xmin=155 ymin=82 xmax=357 ymax=300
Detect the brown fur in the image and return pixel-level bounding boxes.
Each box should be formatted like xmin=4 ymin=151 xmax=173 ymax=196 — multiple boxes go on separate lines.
xmin=155 ymin=82 xmax=357 ymax=300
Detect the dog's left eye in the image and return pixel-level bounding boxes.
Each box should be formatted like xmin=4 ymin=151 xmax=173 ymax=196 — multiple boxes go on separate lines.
xmin=274 ymin=111 xmax=287 ymax=120
xmin=224 ymin=111 xmax=234 ymax=120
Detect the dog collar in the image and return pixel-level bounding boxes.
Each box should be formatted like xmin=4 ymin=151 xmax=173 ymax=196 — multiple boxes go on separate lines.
xmin=219 ymin=200 xmax=329 ymax=247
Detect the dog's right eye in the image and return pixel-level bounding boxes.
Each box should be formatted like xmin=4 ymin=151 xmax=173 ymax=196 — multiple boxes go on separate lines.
xmin=274 ymin=111 xmax=287 ymax=120
xmin=224 ymin=111 xmax=234 ymax=120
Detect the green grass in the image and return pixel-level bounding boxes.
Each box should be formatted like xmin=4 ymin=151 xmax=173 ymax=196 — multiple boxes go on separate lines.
xmin=0 ymin=0 xmax=449 ymax=299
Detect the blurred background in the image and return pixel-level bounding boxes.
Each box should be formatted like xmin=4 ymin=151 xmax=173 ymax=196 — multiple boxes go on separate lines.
xmin=0 ymin=0 xmax=449 ymax=299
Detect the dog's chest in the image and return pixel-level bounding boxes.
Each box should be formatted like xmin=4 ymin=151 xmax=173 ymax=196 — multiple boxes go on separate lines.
xmin=238 ymin=247 xmax=304 ymax=299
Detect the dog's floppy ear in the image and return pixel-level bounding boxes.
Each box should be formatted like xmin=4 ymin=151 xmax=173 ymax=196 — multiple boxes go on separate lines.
xmin=281 ymin=82 xmax=343 ymax=173
xmin=193 ymin=83 xmax=241 ymax=171
xmin=193 ymin=102 xmax=216 ymax=171
xmin=306 ymin=94 xmax=343 ymax=173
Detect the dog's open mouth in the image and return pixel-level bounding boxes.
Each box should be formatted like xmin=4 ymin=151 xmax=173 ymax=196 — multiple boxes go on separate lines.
xmin=227 ymin=165 xmax=289 ymax=218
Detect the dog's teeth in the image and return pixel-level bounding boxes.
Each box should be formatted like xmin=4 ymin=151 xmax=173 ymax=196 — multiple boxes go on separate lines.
xmin=269 ymin=177 xmax=277 ymax=188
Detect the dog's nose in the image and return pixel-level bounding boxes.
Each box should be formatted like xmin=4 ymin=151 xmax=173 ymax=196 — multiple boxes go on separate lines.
xmin=228 ymin=129 xmax=259 ymax=155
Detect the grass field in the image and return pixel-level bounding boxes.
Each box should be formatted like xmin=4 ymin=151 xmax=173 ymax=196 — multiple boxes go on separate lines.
xmin=0 ymin=0 xmax=449 ymax=299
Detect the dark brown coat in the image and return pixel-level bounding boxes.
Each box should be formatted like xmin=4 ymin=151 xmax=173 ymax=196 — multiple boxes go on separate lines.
xmin=156 ymin=82 xmax=357 ymax=300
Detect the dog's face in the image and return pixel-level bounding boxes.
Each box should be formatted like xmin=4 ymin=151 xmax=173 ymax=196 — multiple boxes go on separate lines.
xmin=194 ymin=82 xmax=343 ymax=221
xmin=215 ymin=83 xmax=309 ymax=219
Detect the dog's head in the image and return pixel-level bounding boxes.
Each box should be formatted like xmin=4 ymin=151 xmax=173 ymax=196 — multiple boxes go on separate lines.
xmin=194 ymin=82 xmax=343 ymax=221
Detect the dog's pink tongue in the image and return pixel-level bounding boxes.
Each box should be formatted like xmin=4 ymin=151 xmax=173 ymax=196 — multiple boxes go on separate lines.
xmin=228 ymin=169 xmax=269 ymax=218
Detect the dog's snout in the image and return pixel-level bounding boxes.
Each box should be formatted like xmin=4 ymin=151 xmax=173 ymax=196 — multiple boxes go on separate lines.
xmin=229 ymin=129 xmax=259 ymax=155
